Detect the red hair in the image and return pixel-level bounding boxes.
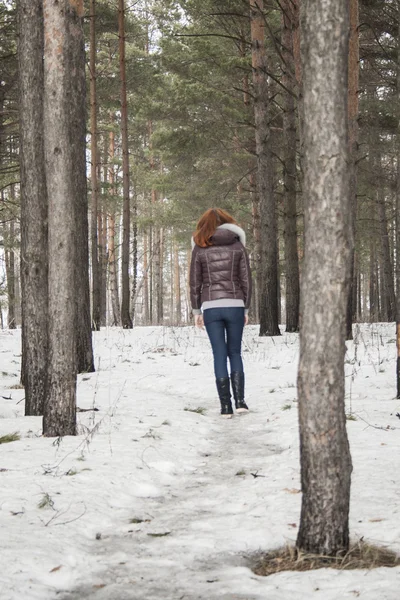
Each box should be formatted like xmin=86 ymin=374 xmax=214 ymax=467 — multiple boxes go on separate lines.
xmin=193 ymin=208 xmax=237 ymax=248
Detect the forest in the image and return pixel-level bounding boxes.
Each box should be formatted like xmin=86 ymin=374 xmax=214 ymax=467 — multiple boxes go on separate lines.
xmin=1 ymin=0 xmax=400 ymax=594
xmin=1 ymin=0 xmax=399 ymax=332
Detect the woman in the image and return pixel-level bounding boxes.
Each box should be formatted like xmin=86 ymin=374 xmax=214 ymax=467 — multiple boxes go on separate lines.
xmin=190 ymin=208 xmax=252 ymax=419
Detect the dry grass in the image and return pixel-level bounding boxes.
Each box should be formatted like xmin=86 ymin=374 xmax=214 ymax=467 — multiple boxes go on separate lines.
xmin=0 ymin=432 xmax=20 ymax=444
xmin=252 ymin=541 xmax=400 ymax=576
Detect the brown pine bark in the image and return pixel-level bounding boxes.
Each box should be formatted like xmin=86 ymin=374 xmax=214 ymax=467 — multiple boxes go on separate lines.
xmin=297 ymin=0 xmax=353 ymax=555
xmin=89 ymin=0 xmax=101 ymax=331
xmin=118 ymin=0 xmax=132 ymax=329
xmin=42 ymin=0 xmax=83 ymax=436
xmin=18 ymin=0 xmax=48 ymax=415
xmin=250 ymin=0 xmax=280 ymax=336
xmin=282 ymin=0 xmax=300 ymax=333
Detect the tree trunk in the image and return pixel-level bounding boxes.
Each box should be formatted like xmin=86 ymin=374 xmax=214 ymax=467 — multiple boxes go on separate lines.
xmin=118 ymin=0 xmax=132 ymax=329
xmin=108 ymin=124 xmax=121 ymax=327
xmin=71 ymin=0 xmax=94 ymax=374
xmin=377 ymin=171 xmax=396 ymax=321
xmin=282 ymin=0 xmax=300 ymax=333
xmin=18 ymin=0 xmax=48 ymax=416
xmin=173 ymin=239 xmax=181 ymax=324
xmin=143 ymin=230 xmax=150 ymax=324
xmin=5 ymin=218 xmax=16 ymax=329
xmin=396 ymin=0 xmax=400 ymax=397
xmin=250 ymin=0 xmax=280 ymax=336
xmin=346 ymin=0 xmax=359 ymax=340
xmin=130 ymin=188 xmax=138 ymax=322
xmin=297 ymin=0 xmax=352 ymax=555
xmin=89 ymin=0 xmax=101 ymax=331
xmin=42 ymin=0 xmax=82 ymax=436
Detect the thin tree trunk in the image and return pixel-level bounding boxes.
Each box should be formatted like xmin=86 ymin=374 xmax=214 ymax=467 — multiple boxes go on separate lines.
xmin=72 ymin=0 xmax=94 ymax=374
xmin=297 ymin=0 xmax=352 ymax=555
xmin=100 ymin=142 xmax=108 ymax=326
xmin=89 ymin=0 xmax=101 ymax=331
xmin=346 ymin=0 xmax=360 ymax=340
xmin=282 ymin=0 xmax=300 ymax=332
xmin=143 ymin=230 xmax=150 ymax=324
xmin=250 ymin=0 xmax=280 ymax=336
xmin=173 ymin=239 xmax=181 ymax=324
xmin=5 ymin=218 xmax=16 ymax=329
xmin=18 ymin=0 xmax=48 ymax=415
xmin=378 ymin=178 xmax=396 ymax=321
xmin=43 ymin=0 xmax=81 ymax=436
xmin=250 ymin=172 xmax=260 ymax=322
xmin=396 ymin=0 xmax=400 ymax=397
xmin=130 ymin=188 xmax=138 ymax=322
xmin=108 ymin=125 xmax=121 ymax=327
xmin=118 ymin=0 xmax=132 ymax=329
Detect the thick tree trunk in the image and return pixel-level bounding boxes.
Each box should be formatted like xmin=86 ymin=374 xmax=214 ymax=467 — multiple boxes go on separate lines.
xmin=42 ymin=0 xmax=82 ymax=436
xmin=70 ymin=0 xmax=94 ymax=374
xmin=89 ymin=0 xmax=101 ymax=331
xmin=118 ymin=0 xmax=132 ymax=329
xmin=18 ymin=0 xmax=48 ymax=416
xmin=297 ymin=0 xmax=353 ymax=555
xmin=282 ymin=0 xmax=300 ymax=333
xmin=346 ymin=0 xmax=359 ymax=340
xmin=250 ymin=0 xmax=280 ymax=336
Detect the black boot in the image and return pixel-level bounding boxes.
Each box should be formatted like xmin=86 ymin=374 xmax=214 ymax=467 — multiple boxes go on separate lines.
xmin=231 ymin=372 xmax=249 ymax=413
xmin=216 ymin=377 xmax=233 ymax=418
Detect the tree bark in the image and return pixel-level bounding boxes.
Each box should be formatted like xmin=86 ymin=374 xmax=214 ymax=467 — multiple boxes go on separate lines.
xmin=5 ymin=217 xmax=16 ymax=329
xmin=143 ymin=230 xmax=150 ymax=324
xmin=297 ymin=0 xmax=353 ymax=555
xmin=377 ymin=163 xmax=396 ymax=321
xmin=173 ymin=239 xmax=181 ymax=324
xmin=89 ymin=0 xmax=101 ymax=331
xmin=282 ymin=0 xmax=300 ymax=333
xmin=346 ymin=0 xmax=359 ymax=340
xmin=42 ymin=0 xmax=82 ymax=436
xmin=396 ymin=0 xmax=400 ymax=397
xmin=18 ymin=0 xmax=48 ymax=416
xmin=108 ymin=124 xmax=121 ymax=327
xmin=249 ymin=0 xmax=280 ymax=336
xmin=118 ymin=0 xmax=132 ymax=329
xmin=71 ymin=0 xmax=94 ymax=374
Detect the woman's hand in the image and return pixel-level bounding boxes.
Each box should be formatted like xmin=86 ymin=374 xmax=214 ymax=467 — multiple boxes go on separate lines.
xmin=194 ymin=314 xmax=204 ymax=329
xmin=244 ymin=314 xmax=249 ymax=326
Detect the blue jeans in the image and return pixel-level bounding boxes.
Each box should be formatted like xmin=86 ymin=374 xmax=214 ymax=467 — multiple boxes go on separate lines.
xmin=203 ymin=307 xmax=245 ymax=379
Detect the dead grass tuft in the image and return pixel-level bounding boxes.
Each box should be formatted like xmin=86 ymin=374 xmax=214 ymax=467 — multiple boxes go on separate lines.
xmin=0 ymin=432 xmax=20 ymax=444
xmin=252 ymin=541 xmax=400 ymax=576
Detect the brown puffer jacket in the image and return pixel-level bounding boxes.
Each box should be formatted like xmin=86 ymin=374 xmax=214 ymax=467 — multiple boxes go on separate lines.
xmin=190 ymin=226 xmax=252 ymax=313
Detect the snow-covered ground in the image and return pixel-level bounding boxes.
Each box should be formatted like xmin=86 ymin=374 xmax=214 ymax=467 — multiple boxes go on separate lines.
xmin=0 ymin=323 xmax=399 ymax=600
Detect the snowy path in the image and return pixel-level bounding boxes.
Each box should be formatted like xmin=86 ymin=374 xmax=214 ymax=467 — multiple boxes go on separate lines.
xmin=58 ymin=411 xmax=286 ymax=600
xmin=1 ymin=325 xmax=400 ymax=599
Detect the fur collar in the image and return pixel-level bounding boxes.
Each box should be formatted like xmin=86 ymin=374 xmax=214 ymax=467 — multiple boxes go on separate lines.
xmin=191 ymin=223 xmax=246 ymax=250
